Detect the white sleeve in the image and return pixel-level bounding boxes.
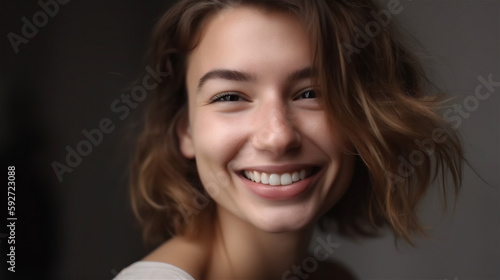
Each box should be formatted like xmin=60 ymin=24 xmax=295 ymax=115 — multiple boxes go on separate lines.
xmin=113 ymin=261 xmax=195 ymax=280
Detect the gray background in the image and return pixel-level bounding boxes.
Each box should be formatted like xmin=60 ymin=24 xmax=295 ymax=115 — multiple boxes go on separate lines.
xmin=0 ymin=0 xmax=498 ymax=279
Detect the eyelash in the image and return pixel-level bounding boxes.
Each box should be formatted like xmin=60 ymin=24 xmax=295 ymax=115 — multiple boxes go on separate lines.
xmin=295 ymin=89 xmax=316 ymax=100
xmin=208 ymin=89 xmax=317 ymax=104
xmin=208 ymin=92 xmax=243 ymax=103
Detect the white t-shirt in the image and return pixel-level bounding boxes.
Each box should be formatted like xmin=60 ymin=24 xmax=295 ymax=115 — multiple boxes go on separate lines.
xmin=114 ymin=261 xmax=195 ymax=280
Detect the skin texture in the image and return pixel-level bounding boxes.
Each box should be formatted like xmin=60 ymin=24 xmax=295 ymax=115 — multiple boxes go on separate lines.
xmin=145 ymin=6 xmax=356 ymax=279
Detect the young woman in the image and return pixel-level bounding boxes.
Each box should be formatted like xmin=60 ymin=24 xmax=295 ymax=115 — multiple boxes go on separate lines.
xmin=115 ymin=0 xmax=463 ymax=279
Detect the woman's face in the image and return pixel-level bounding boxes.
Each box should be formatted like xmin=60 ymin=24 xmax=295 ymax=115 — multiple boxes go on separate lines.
xmin=179 ymin=6 xmax=355 ymax=232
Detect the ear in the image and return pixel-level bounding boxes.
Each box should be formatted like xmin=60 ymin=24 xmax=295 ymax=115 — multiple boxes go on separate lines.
xmin=176 ymin=108 xmax=195 ymax=159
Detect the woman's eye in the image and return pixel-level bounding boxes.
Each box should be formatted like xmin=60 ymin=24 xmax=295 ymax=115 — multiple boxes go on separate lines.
xmin=296 ymin=90 xmax=316 ymax=100
xmin=210 ymin=93 xmax=244 ymax=103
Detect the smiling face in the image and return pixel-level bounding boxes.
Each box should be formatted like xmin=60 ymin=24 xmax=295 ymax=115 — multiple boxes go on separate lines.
xmin=178 ymin=6 xmax=355 ymax=232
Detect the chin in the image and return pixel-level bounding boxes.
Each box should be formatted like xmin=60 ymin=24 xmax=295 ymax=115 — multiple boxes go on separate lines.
xmin=245 ymin=203 xmax=320 ymax=233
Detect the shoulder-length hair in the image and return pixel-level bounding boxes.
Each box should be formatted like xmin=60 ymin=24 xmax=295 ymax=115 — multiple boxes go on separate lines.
xmin=130 ymin=0 xmax=463 ymax=245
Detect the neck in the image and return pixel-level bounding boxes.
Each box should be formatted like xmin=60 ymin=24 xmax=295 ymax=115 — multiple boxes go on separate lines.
xmin=205 ymin=205 xmax=315 ymax=280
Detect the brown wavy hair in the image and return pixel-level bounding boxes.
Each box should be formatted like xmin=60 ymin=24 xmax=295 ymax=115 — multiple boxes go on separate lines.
xmin=130 ymin=0 xmax=463 ymax=245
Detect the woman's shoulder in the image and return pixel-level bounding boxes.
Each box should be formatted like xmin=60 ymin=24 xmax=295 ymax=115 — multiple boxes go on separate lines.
xmin=117 ymin=236 xmax=209 ymax=280
xmin=113 ymin=261 xmax=195 ymax=280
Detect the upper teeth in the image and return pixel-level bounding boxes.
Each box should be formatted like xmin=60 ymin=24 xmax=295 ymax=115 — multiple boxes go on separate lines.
xmin=244 ymin=170 xmax=306 ymax=186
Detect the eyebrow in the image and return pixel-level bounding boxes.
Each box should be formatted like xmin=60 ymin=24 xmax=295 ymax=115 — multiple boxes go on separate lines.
xmin=197 ymin=67 xmax=314 ymax=90
xmin=288 ymin=67 xmax=314 ymax=82
xmin=198 ymin=69 xmax=255 ymax=90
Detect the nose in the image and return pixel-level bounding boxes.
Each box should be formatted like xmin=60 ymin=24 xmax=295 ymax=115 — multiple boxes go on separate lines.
xmin=252 ymin=102 xmax=301 ymax=156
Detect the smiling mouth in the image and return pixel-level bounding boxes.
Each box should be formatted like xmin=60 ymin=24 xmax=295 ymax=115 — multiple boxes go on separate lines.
xmin=242 ymin=168 xmax=318 ymax=186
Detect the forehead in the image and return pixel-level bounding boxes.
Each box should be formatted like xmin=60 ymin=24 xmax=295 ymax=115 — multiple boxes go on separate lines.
xmin=186 ymin=6 xmax=313 ymax=88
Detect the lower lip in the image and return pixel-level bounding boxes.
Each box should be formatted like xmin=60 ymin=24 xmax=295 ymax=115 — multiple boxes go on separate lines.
xmin=239 ymin=171 xmax=319 ymax=200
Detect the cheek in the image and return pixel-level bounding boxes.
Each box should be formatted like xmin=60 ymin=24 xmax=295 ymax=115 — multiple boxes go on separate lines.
xmin=316 ymin=151 xmax=356 ymax=216
xmin=192 ymin=113 xmax=247 ymax=177
xmin=307 ymin=115 xmax=355 ymax=203
xmin=300 ymin=112 xmax=352 ymax=152
xmin=194 ymin=112 xmax=246 ymax=150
